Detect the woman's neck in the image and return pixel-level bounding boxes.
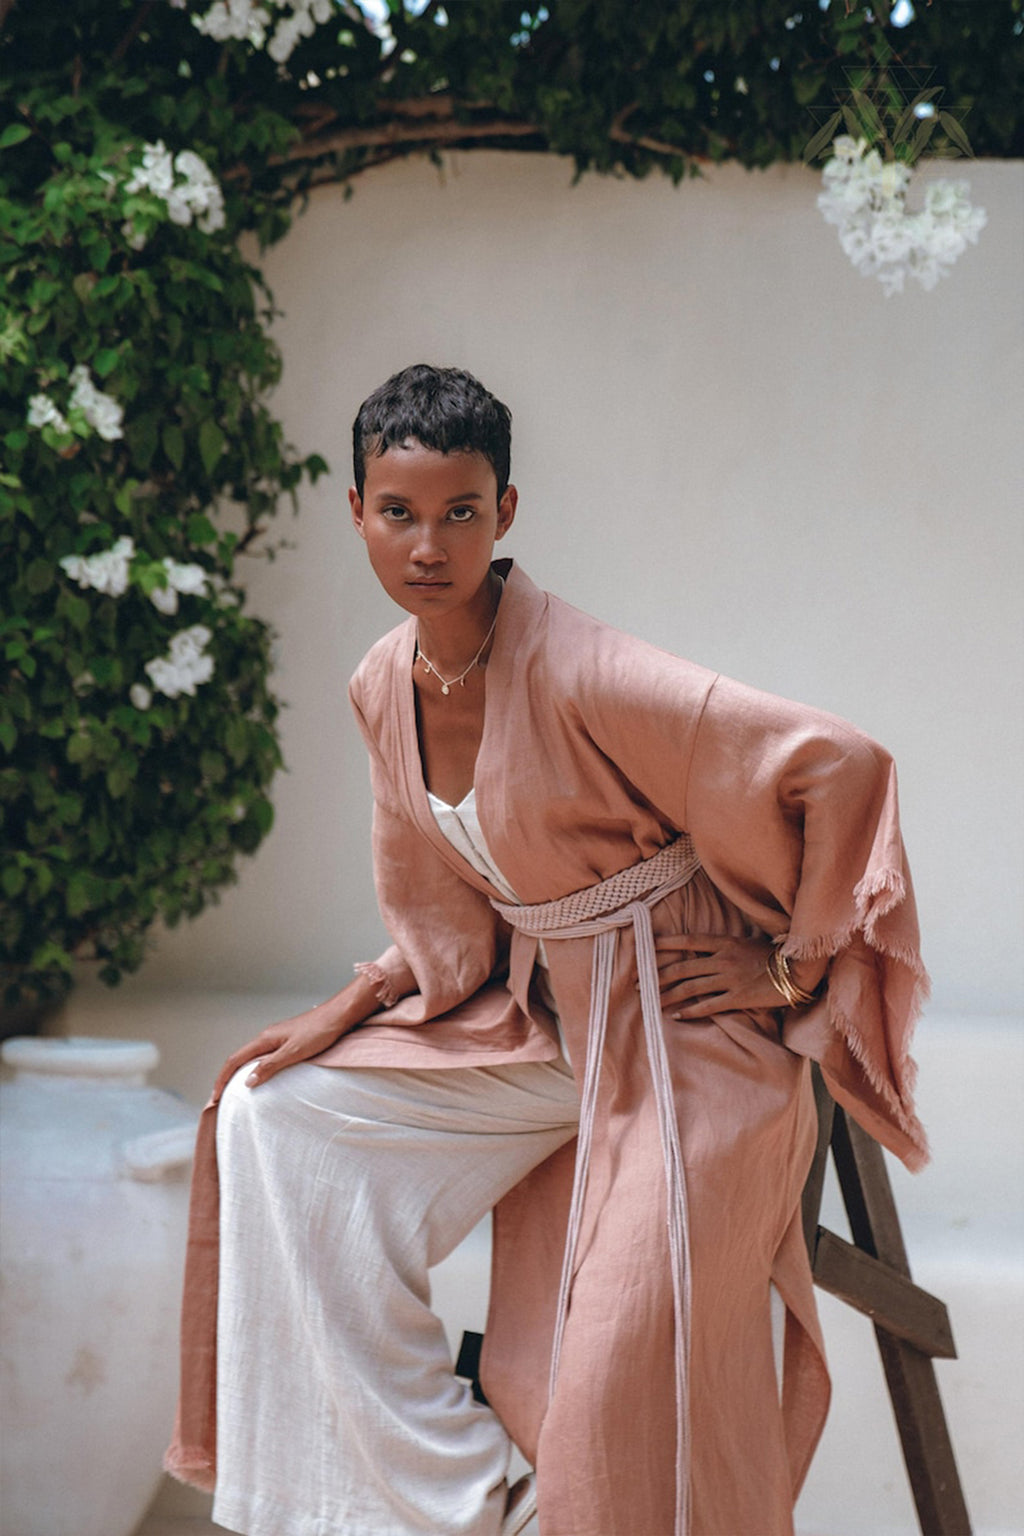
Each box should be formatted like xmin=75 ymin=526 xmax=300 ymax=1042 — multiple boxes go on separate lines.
xmin=416 ymin=569 xmax=503 ymax=676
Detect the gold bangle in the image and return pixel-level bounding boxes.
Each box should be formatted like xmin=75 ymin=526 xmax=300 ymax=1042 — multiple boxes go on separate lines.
xmin=766 ymin=943 xmax=819 ymax=1008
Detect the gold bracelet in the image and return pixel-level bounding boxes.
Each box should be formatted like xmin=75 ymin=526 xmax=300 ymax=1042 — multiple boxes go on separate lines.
xmin=766 ymin=942 xmax=820 ymax=1008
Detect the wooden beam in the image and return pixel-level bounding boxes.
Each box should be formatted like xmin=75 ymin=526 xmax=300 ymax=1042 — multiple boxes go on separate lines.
xmin=825 ymin=1104 xmax=972 ymax=1533
xmin=802 ymin=1065 xmax=836 ymax=1259
xmin=812 ymin=1227 xmax=956 ymax=1358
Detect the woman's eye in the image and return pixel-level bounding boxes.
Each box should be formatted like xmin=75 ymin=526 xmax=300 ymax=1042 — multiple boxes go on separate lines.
xmin=448 ymin=506 xmax=476 ymax=522
xmin=380 ymin=506 xmax=409 ymax=521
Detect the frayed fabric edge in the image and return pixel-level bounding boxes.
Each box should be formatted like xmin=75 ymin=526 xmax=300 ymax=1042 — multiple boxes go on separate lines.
xmin=828 ymin=993 xmax=930 ymax=1169
xmin=780 ymin=871 xmax=931 ymax=1170
xmin=163 ymin=1447 xmax=216 ymax=1494
xmin=353 ymin=959 xmax=401 ymax=1009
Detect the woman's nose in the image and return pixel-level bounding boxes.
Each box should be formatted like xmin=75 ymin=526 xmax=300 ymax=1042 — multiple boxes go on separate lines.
xmin=411 ymin=526 xmax=446 ymax=564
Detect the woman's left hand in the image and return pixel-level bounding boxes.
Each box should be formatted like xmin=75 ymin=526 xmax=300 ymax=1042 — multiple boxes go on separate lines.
xmin=655 ymin=932 xmax=786 ymax=1019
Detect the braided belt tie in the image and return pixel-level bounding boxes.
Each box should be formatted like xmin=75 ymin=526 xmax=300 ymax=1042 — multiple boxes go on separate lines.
xmin=491 ymin=835 xmax=702 ymax=1536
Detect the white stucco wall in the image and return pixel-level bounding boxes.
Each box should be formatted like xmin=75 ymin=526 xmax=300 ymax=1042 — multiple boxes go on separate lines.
xmin=114 ymin=151 xmax=1021 ymax=1017
xmin=52 ymin=149 xmax=1022 ymax=1536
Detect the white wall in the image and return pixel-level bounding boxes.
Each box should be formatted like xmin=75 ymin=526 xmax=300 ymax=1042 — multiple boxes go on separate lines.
xmin=83 ymin=152 xmax=1023 ymax=1017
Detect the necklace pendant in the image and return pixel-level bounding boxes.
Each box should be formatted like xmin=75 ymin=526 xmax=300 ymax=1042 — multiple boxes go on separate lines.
xmin=441 ymin=682 xmax=450 ymax=695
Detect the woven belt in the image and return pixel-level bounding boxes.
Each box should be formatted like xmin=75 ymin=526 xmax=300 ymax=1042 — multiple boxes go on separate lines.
xmin=491 ymin=836 xmax=701 ymax=1536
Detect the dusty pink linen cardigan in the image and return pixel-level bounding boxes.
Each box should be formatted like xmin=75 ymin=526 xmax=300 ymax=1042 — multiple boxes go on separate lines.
xmin=167 ymin=561 xmax=928 ymax=1535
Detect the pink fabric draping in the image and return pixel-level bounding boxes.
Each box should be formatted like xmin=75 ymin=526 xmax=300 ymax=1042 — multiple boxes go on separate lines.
xmin=167 ymin=561 xmax=928 ymax=1535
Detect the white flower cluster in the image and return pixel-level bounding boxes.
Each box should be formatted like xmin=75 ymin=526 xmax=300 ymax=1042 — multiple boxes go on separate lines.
xmin=123 ymin=141 xmax=226 ymax=248
xmin=144 ymin=625 xmax=216 ymax=699
xmin=59 ymin=535 xmax=135 ymax=597
xmin=150 ymin=558 xmax=211 ymax=615
xmin=59 ymin=537 xmax=211 ymax=618
xmin=27 ymin=365 xmax=125 ymax=442
xmin=818 ymin=136 xmax=987 ymax=296
xmin=58 ymin=539 xmax=219 ymax=705
xmin=194 ymin=0 xmax=333 ymax=63
xmin=27 ymin=394 xmax=69 ymax=434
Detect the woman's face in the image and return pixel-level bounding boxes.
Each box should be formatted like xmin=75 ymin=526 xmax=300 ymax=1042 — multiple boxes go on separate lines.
xmin=349 ymin=440 xmax=516 ymax=621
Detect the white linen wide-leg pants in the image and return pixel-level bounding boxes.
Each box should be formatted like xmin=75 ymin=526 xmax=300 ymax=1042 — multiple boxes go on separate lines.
xmin=212 ymin=1056 xmax=580 ymax=1536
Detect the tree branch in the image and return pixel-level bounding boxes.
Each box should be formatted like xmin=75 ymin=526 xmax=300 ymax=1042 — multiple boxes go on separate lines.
xmin=111 ymin=0 xmax=158 ymax=64
xmin=226 ymin=108 xmax=545 ymax=181
xmin=609 ymin=102 xmax=696 ymax=163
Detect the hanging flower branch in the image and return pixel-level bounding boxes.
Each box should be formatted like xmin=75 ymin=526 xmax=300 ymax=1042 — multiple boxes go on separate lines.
xmin=817 ymin=135 xmax=986 ymax=294
xmin=804 ymin=53 xmax=991 ymax=295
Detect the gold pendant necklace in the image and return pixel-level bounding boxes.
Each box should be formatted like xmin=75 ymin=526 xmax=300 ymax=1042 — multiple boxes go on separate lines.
xmin=415 ymin=581 xmax=503 ymax=696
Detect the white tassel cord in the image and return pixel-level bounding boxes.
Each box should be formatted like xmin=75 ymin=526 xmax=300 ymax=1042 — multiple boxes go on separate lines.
xmin=493 ymin=839 xmax=699 ymax=1536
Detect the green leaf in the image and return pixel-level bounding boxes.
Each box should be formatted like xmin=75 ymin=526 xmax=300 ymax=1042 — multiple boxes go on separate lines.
xmin=29 ymin=940 xmax=73 ymax=973
xmin=66 ymin=874 xmax=92 ymax=916
xmin=57 ymin=590 xmax=91 ymax=631
xmin=225 ymin=716 xmax=249 ymax=765
xmin=199 ymin=418 xmax=226 ymax=476
xmin=802 ymin=110 xmax=842 ymax=164
xmin=0 ymin=124 xmax=32 ymax=149
xmin=106 ymin=760 xmax=134 ymax=798
xmin=93 ymin=347 xmax=119 ymax=377
xmin=251 ymin=797 xmax=274 ymax=834
xmin=939 ymin=112 xmax=975 ymax=159
xmin=0 ymin=722 xmax=16 ymax=753
xmin=200 ymin=749 xmax=227 ymax=783
xmin=114 ymin=480 xmax=138 ymax=516
xmin=186 ymin=512 xmax=217 ymax=544
xmin=66 ymin=730 xmax=93 ymax=764
xmin=25 ymin=558 xmax=53 ymax=595
xmin=162 ymin=422 xmax=186 ymax=470
xmin=127 ymin=412 xmax=160 ymax=472
xmin=56 ymin=793 xmax=83 ymax=825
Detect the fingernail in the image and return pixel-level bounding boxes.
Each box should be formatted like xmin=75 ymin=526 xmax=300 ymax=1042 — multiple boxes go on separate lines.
xmin=246 ymin=1071 xmax=259 ymax=1086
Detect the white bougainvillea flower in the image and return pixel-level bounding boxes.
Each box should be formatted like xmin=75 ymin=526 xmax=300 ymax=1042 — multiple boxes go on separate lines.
xmin=818 ymin=136 xmax=986 ymax=296
xmin=129 ymin=683 xmax=153 ymax=711
xmin=149 ymin=557 xmax=210 ymax=615
xmin=125 ymin=140 xmax=175 ymax=199
xmin=149 ymin=584 xmax=180 ymax=616
xmin=68 ymin=365 xmax=125 ymax=442
xmin=144 ymin=624 xmax=216 ymax=698
xmin=195 ymin=0 xmax=332 ymax=63
xmin=194 ymin=0 xmax=271 ymax=47
xmin=123 ymin=140 xmax=226 ymax=246
xmin=168 ymin=149 xmax=227 ymax=233
xmin=59 ymin=536 xmax=135 ymax=597
xmin=27 ymin=393 xmax=70 ymax=434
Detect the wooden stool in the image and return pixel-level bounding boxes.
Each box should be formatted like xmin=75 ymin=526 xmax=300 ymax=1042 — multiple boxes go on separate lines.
xmin=802 ymin=1065 xmax=971 ymax=1534
xmin=458 ymin=1066 xmax=972 ymax=1534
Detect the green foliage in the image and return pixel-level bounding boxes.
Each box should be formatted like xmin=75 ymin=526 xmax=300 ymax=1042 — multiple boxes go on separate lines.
xmin=0 ymin=0 xmax=1019 ymax=1012
xmin=0 ymin=3 xmax=327 ymax=1011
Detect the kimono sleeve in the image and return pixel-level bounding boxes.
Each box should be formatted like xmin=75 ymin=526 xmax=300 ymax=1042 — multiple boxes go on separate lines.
xmin=685 ymin=674 xmax=930 ymax=1170
xmin=349 ymin=697 xmax=506 ymax=1027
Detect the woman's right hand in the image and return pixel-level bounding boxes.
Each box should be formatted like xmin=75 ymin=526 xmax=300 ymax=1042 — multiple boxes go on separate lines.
xmin=211 ymin=972 xmax=382 ymax=1102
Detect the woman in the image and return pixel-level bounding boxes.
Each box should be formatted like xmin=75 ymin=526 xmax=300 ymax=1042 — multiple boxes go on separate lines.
xmin=167 ymin=365 xmax=928 ymax=1536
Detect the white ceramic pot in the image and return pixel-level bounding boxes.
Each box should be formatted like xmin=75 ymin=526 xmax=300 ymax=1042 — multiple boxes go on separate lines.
xmin=0 ymin=1036 xmax=198 ymax=1536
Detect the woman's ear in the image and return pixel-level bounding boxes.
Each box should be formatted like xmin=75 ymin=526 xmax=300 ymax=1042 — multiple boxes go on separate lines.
xmin=349 ymin=486 xmax=366 ymax=539
xmin=495 ymin=484 xmax=518 ymax=541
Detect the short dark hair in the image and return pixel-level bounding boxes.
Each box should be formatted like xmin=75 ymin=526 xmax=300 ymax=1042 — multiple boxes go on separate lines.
xmin=352 ymin=364 xmax=512 ymax=499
